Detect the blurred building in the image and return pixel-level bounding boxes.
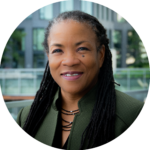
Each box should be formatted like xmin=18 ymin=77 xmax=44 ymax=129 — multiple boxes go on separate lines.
xmin=2 ymin=0 xmax=133 ymax=69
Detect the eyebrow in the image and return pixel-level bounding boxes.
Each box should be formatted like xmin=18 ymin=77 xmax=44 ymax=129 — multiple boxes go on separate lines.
xmin=50 ymin=41 xmax=89 ymax=47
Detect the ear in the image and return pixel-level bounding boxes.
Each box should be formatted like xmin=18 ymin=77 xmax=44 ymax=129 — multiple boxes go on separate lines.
xmin=98 ymin=45 xmax=105 ymax=68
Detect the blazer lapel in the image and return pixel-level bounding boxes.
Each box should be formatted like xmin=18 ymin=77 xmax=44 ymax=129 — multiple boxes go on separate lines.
xmin=34 ymin=90 xmax=59 ymax=146
xmin=67 ymin=83 xmax=98 ymax=150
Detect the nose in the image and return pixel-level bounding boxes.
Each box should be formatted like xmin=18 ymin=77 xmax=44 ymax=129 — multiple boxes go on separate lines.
xmin=62 ymin=53 xmax=80 ymax=67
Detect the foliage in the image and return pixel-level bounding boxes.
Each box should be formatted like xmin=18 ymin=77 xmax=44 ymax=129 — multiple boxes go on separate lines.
xmin=1 ymin=51 xmax=9 ymax=63
xmin=127 ymin=29 xmax=149 ymax=68
xmin=1 ymin=30 xmax=26 ymax=68
xmin=113 ymin=30 xmax=122 ymax=67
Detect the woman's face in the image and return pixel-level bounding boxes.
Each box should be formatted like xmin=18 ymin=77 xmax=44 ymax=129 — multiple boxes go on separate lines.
xmin=47 ymin=20 xmax=105 ymax=95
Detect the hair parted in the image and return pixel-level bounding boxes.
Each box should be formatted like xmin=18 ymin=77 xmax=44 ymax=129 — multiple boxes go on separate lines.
xmin=23 ymin=10 xmax=116 ymax=149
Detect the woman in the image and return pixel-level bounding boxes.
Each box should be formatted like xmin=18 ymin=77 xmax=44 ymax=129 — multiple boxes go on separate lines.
xmin=17 ymin=11 xmax=144 ymax=150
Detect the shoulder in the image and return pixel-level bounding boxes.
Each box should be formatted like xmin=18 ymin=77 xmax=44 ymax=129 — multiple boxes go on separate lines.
xmin=16 ymin=105 xmax=31 ymax=128
xmin=115 ymin=90 xmax=145 ymax=128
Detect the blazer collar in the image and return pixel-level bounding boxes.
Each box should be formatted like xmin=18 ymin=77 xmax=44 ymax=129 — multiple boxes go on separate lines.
xmin=54 ymin=83 xmax=98 ymax=150
xmin=67 ymin=83 xmax=98 ymax=150
xmin=34 ymin=83 xmax=98 ymax=149
xmin=52 ymin=83 xmax=98 ymax=111
xmin=52 ymin=88 xmax=60 ymax=111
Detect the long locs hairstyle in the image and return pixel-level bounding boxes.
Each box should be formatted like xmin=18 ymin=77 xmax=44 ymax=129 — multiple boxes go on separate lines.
xmin=23 ymin=11 xmax=116 ymax=149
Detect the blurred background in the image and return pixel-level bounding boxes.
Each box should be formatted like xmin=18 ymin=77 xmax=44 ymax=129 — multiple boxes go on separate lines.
xmin=0 ymin=0 xmax=149 ymax=121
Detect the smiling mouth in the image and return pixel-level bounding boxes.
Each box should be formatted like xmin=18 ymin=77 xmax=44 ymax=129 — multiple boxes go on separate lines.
xmin=61 ymin=73 xmax=83 ymax=81
xmin=60 ymin=71 xmax=83 ymax=76
xmin=63 ymin=73 xmax=81 ymax=76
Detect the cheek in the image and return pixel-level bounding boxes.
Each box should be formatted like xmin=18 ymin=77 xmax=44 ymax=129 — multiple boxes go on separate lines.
xmin=48 ymin=56 xmax=61 ymax=78
xmin=49 ymin=56 xmax=60 ymax=70
xmin=83 ymin=55 xmax=99 ymax=70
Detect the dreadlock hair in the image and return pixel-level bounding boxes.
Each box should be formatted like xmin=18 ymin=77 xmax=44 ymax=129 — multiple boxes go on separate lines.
xmin=23 ymin=10 xmax=116 ymax=149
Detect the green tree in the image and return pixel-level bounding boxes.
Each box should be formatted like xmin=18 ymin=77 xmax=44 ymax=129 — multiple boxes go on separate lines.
xmin=0 ymin=40 xmax=9 ymax=64
xmin=127 ymin=29 xmax=149 ymax=68
xmin=113 ymin=30 xmax=122 ymax=68
xmin=1 ymin=30 xmax=26 ymax=68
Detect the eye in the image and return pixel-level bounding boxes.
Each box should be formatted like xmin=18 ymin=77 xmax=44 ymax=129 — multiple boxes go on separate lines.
xmin=52 ymin=49 xmax=63 ymax=54
xmin=78 ymin=47 xmax=88 ymax=50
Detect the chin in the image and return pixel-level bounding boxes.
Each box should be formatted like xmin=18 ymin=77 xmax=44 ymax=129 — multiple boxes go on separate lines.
xmin=61 ymin=85 xmax=85 ymax=95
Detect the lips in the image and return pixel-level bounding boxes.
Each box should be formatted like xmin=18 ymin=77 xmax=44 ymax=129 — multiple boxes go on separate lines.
xmin=61 ymin=71 xmax=83 ymax=82
xmin=60 ymin=71 xmax=83 ymax=75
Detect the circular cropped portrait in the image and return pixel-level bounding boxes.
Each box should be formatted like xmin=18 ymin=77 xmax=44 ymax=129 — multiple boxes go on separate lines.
xmin=0 ymin=0 xmax=149 ymax=150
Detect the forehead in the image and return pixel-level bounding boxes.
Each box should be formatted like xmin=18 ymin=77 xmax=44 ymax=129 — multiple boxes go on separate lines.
xmin=48 ymin=20 xmax=97 ymax=44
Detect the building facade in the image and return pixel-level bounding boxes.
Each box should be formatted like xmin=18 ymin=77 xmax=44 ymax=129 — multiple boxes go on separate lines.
xmin=3 ymin=0 xmax=133 ymax=68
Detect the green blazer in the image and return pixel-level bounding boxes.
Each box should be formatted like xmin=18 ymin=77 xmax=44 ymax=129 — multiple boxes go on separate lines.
xmin=17 ymin=85 xmax=144 ymax=150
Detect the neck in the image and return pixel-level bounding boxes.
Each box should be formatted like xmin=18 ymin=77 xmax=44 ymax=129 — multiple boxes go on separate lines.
xmin=61 ymin=90 xmax=81 ymax=111
xmin=60 ymin=82 xmax=97 ymax=111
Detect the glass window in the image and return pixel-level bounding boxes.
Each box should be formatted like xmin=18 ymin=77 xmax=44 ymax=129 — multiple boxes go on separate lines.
xmin=61 ymin=0 xmax=73 ymax=13
xmin=33 ymin=53 xmax=45 ymax=68
xmin=106 ymin=8 xmax=109 ymax=20
xmin=111 ymin=10 xmax=114 ymax=22
xmin=40 ymin=4 xmax=53 ymax=20
xmin=117 ymin=14 xmax=126 ymax=23
xmin=15 ymin=52 xmax=25 ymax=68
xmin=19 ymin=30 xmax=25 ymax=51
xmin=33 ymin=29 xmax=45 ymax=51
xmin=81 ymin=0 xmax=92 ymax=15
xmin=113 ymin=30 xmax=122 ymax=67
xmin=13 ymin=29 xmax=25 ymax=68
xmin=12 ymin=29 xmax=25 ymax=51
xmin=101 ymin=6 xmax=104 ymax=20
xmin=97 ymin=4 xmax=100 ymax=18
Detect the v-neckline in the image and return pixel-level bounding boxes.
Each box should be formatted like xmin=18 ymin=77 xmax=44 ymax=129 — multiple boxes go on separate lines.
xmin=62 ymin=136 xmax=69 ymax=149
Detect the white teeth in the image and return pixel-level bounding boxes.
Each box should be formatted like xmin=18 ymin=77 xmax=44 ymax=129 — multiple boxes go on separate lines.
xmin=65 ymin=74 xmax=79 ymax=76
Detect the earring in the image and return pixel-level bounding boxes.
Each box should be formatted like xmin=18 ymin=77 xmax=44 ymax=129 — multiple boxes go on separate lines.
xmin=82 ymin=55 xmax=84 ymax=57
